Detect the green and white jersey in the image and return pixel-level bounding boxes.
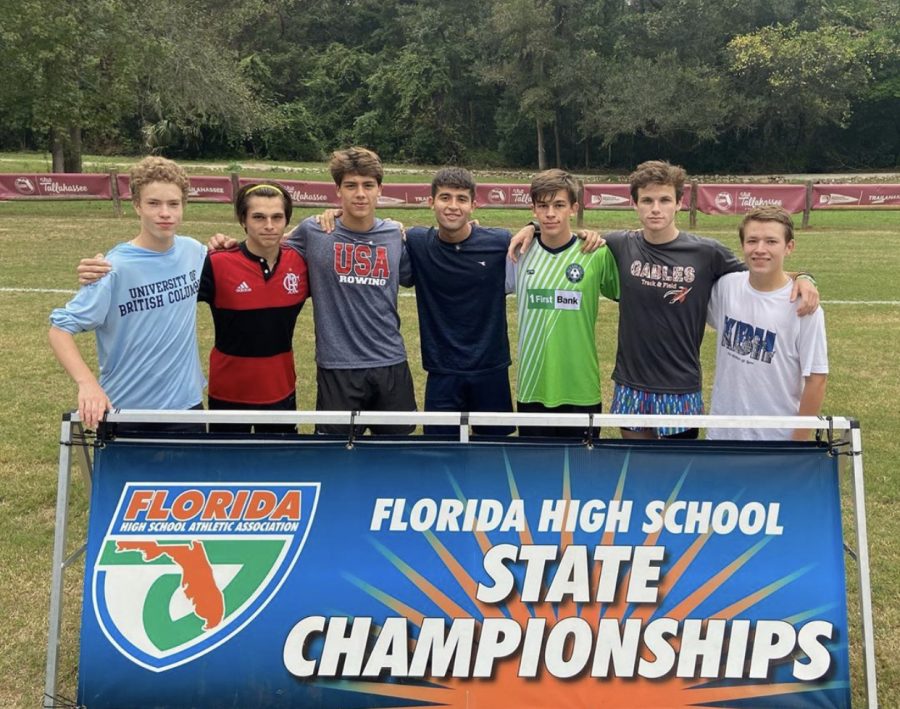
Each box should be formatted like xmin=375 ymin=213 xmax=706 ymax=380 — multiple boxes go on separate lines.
xmin=516 ymin=236 xmax=619 ymax=406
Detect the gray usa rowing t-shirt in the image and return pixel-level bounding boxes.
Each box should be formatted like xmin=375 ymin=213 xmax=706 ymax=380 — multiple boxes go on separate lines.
xmin=287 ymin=217 xmax=412 ymax=369
xmin=604 ymin=229 xmax=744 ymax=393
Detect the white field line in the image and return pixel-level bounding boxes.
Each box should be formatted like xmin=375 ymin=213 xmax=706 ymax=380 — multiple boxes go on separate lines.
xmin=822 ymin=300 xmax=900 ymax=305
xmin=2 ymin=287 xmax=79 ymax=294
xmin=3 ymin=286 xmax=899 ymax=306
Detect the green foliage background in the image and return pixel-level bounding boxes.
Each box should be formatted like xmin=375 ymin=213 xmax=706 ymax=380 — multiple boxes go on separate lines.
xmin=0 ymin=0 xmax=897 ymax=171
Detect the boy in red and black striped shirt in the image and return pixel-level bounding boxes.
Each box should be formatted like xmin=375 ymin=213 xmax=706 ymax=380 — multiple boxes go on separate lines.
xmin=198 ymin=182 xmax=309 ymax=432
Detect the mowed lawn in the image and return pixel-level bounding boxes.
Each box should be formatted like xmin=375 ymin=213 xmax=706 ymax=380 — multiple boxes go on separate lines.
xmin=1 ymin=199 xmax=898 ymax=707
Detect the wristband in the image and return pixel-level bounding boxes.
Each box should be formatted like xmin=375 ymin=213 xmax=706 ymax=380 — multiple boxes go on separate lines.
xmin=795 ymin=272 xmax=817 ymax=287
xmin=529 ymin=220 xmax=542 ymax=236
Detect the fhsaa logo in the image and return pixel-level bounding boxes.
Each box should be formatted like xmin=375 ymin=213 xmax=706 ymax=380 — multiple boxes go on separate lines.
xmin=565 ymin=263 xmax=585 ymax=283
xmin=92 ymin=482 xmax=319 ymax=672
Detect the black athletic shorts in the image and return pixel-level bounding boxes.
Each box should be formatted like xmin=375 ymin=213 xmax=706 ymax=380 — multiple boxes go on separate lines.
xmin=516 ymin=400 xmax=602 ymax=439
xmin=315 ymin=362 xmax=416 ymax=435
xmin=208 ymin=393 xmax=297 ymax=434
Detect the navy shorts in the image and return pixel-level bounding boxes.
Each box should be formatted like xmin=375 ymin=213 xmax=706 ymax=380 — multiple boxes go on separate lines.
xmin=424 ymin=369 xmax=514 ymax=436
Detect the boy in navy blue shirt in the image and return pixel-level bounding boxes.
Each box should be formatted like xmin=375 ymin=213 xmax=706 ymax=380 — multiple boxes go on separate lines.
xmin=406 ymin=168 xmax=515 ymax=434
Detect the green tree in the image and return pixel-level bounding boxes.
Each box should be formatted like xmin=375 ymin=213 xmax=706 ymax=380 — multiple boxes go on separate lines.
xmin=0 ymin=0 xmax=138 ymax=170
xmin=2 ymin=0 xmax=895 ymax=171
xmin=727 ymin=22 xmax=874 ymax=166
xmin=296 ymin=43 xmax=378 ymax=152
xmin=0 ymin=0 xmax=271 ymax=170
xmin=132 ymin=0 xmax=272 ymax=157
xmin=357 ymin=0 xmax=488 ymax=163
xmin=480 ymin=0 xmax=570 ymax=169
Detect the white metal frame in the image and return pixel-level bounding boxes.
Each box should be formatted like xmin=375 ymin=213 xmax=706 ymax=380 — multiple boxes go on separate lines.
xmin=44 ymin=410 xmax=877 ymax=708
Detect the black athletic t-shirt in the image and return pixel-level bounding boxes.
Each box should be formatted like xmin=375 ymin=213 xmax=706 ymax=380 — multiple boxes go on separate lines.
xmin=604 ymin=229 xmax=744 ymax=393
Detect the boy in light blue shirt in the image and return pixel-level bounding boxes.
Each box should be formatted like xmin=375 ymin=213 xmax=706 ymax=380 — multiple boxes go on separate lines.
xmin=49 ymin=156 xmax=206 ymax=429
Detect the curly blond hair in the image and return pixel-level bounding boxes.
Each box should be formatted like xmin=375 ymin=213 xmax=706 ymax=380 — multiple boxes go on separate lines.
xmin=129 ymin=156 xmax=189 ymax=204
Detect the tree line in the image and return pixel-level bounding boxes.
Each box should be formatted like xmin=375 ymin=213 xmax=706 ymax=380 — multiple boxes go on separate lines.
xmin=1 ymin=0 xmax=897 ymax=173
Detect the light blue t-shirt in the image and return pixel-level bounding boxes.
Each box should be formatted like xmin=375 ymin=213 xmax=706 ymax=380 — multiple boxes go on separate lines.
xmin=50 ymin=236 xmax=207 ymax=410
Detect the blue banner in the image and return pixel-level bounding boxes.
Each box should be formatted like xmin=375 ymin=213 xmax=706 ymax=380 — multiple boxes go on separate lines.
xmin=78 ymin=440 xmax=850 ymax=708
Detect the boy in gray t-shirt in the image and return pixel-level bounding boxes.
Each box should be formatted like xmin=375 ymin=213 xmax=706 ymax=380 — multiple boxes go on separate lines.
xmin=289 ymin=147 xmax=415 ymax=435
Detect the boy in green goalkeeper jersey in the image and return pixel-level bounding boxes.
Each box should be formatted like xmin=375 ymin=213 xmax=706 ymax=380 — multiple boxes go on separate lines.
xmin=515 ymin=169 xmax=619 ymax=438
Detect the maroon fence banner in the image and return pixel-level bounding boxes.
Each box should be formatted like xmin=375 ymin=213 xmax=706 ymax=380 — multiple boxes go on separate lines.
xmin=474 ymin=183 xmax=533 ymax=208
xmin=0 ymin=173 xmax=112 ymax=200
xmin=186 ymin=176 xmax=233 ymax=203
xmin=115 ymin=175 xmax=129 ymax=199
xmin=6 ymin=173 xmax=899 ymax=218
xmin=239 ymin=180 xmax=433 ymax=207
xmin=379 ymin=183 xmax=431 ymax=206
xmin=812 ymin=184 xmax=900 ymax=209
xmin=696 ymin=184 xmax=807 ymax=215
xmin=582 ymin=183 xmax=632 ymax=210
xmin=116 ymin=175 xmax=233 ymax=203
xmin=581 ymin=183 xmax=692 ymax=211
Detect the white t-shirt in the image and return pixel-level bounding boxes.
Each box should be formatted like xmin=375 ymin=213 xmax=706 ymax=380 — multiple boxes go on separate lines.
xmin=706 ymin=273 xmax=828 ymax=440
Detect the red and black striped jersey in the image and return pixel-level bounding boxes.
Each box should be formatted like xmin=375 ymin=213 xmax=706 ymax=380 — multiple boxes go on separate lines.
xmin=198 ymin=243 xmax=309 ymax=404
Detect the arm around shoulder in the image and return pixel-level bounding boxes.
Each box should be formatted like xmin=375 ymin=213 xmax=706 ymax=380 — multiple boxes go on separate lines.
xmin=76 ymin=254 xmax=111 ymax=286
xmin=207 ymin=234 xmax=239 ymax=251
xmin=197 ymin=253 xmax=215 ymax=304
xmin=284 ymin=219 xmax=311 ymax=255
xmin=399 ymin=243 xmax=414 ymax=288
xmin=789 ymin=274 xmax=820 ymax=316
xmin=504 ymin=257 xmax=517 ymax=294
xmin=714 ymin=239 xmax=746 ymax=277
xmin=507 ymin=223 xmax=536 ymax=262
xmin=598 ymin=247 xmax=620 ymax=301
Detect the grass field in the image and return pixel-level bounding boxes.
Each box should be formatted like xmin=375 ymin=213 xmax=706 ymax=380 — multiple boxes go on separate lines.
xmin=1 ymin=191 xmax=898 ymax=706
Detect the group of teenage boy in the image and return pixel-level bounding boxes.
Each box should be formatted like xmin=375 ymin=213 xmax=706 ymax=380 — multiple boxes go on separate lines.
xmin=50 ymin=147 xmax=827 ymax=441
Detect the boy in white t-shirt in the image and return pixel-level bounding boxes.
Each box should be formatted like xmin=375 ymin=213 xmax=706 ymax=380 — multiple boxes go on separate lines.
xmin=707 ymin=206 xmax=828 ymax=441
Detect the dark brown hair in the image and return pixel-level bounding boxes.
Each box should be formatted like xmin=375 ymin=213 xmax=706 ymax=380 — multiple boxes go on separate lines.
xmin=234 ymin=182 xmax=293 ymax=227
xmin=431 ymin=167 xmax=476 ymax=198
xmin=329 ymin=147 xmax=384 ymax=186
xmin=628 ymin=160 xmax=686 ymax=202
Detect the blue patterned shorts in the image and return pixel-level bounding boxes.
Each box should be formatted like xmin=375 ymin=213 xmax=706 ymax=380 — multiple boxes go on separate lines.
xmin=610 ymin=384 xmax=704 ymax=437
